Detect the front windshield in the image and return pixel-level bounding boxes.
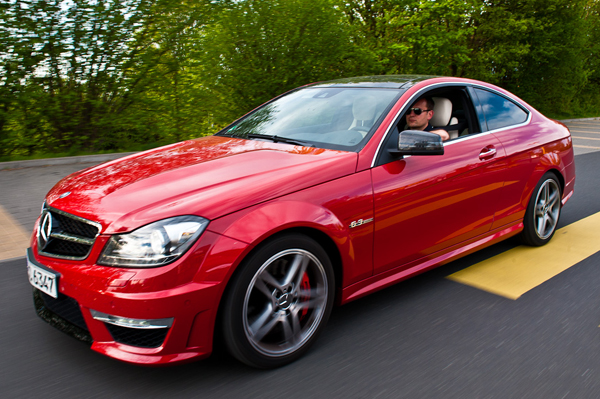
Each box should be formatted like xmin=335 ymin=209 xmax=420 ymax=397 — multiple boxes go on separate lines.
xmin=218 ymin=87 xmax=401 ymax=150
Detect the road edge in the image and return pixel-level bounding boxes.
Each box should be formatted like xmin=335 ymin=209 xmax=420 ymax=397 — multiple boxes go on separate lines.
xmin=0 ymin=152 xmax=136 ymax=170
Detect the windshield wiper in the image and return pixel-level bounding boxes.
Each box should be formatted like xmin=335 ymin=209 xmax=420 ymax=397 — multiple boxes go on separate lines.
xmin=247 ymin=133 xmax=313 ymax=147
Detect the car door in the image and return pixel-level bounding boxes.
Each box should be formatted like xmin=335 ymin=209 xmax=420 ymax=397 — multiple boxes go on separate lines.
xmin=371 ymin=90 xmax=507 ymax=275
xmin=467 ymin=87 xmax=535 ymax=230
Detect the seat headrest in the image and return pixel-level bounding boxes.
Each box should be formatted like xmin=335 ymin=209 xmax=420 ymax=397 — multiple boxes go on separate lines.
xmin=352 ymin=95 xmax=377 ymax=121
xmin=430 ymin=97 xmax=452 ymax=126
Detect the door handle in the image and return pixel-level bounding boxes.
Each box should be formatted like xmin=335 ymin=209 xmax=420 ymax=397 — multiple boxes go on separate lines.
xmin=479 ymin=146 xmax=497 ymax=160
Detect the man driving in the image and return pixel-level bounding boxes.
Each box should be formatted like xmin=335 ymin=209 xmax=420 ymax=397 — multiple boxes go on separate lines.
xmin=406 ymin=97 xmax=450 ymax=141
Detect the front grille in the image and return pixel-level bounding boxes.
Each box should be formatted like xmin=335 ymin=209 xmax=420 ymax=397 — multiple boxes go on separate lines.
xmin=44 ymin=239 xmax=90 ymax=258
xmin=105 ymin=324 xmax=170 ymax=348
xmin=33 ymin=288 xmax=93 ymax=345
xmin=37 ymin=206 xmax=101 ymax=260
xmin=52 ymin=211 xmax=99 ymax=239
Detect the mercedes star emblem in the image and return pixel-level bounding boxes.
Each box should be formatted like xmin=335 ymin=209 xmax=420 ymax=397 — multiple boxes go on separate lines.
xmin=39 ymin=212 xmax=53 ymax=249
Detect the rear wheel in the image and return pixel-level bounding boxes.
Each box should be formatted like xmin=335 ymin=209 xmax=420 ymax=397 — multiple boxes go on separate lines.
xmin=221 ymin=234 xmax=334 ymax=368
xmin=520 ymin=173 xmax=562 ymax=246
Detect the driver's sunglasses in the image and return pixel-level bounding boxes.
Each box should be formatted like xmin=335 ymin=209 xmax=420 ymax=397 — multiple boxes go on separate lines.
xmin=407 ymin=107 xmax=431 ymax=116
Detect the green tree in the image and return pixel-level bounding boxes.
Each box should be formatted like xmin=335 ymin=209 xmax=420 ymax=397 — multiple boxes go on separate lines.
xmin=126 ymin=0 xmax=222 ymax=143
xmin=466 ymin=0 xmax=592 ymax=115
xmin=197 ymin=0 xmax=366 ymax=126
xmin=577 ymin=0 xmax=600 ymax=116
xmin=2 ymin=0 xmax=599 ymax=158
xmin=338 ymin=0 xmax=598 ymax=116
xmin=385 ymin=0 xmax=479 ymax=76
xmin=334 ymin=0 xmax=400 ymax=74
xmin=0 ymin=0 xmax=208 ymax=155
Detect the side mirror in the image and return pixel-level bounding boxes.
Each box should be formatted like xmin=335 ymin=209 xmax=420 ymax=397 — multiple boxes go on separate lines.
xmin=390 ymin=130 xmax=444 ymax=156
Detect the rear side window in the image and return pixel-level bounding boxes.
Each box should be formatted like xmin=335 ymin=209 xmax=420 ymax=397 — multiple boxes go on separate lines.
xmin=474 ymin=88 xmax=529 ymax=131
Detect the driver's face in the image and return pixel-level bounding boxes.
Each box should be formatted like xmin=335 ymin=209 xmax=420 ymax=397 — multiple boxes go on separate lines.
xmin=406 ymin=99 xmax=432 ymax=131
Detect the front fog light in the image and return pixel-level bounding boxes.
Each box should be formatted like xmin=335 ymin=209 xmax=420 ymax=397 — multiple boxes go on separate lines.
xmin=98 ymin=215 xmax=209 ymax=267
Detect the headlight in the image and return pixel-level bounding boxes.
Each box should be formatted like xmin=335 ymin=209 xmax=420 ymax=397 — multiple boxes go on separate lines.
xmin=97 ymin=216 xmax=209 ymax=267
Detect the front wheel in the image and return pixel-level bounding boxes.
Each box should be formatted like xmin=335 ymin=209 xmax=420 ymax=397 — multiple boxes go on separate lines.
xmin=221 ymin=234 xmax=334 ymax=368
xmin=520 ymin=173 xmax=562 ymax=246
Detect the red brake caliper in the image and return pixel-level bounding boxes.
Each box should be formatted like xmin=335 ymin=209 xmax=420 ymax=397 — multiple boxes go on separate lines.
xmin=299 ymin=272 xmax=310 ymax=320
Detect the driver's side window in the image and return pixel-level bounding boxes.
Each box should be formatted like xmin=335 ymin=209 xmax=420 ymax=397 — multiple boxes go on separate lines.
xmin=399 ymin=88 xmax=477 ymax=140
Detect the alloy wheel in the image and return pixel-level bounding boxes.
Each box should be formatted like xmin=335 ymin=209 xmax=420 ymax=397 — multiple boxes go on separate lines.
xmin=534 ymin=179 xmax=561 ymax=240
xmin=242 ymin=249 xmax=328 ymax=357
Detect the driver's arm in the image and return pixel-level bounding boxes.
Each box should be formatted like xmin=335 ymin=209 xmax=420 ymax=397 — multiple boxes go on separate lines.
xmin=429 ymin=129 xmax=450 ymax=142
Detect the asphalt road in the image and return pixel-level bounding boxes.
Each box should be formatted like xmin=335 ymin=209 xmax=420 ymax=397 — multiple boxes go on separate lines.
xmin=1 ymin=126 xmax=600 ymax=398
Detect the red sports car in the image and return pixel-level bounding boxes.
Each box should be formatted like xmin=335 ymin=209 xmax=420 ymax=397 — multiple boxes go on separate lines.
xmin=27 ymin=76 xmax=575 ymax=368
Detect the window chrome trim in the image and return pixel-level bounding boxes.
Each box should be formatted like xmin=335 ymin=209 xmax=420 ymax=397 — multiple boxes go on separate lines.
xmin=442 ymin=130 xmax=497 ymax=146
xmin=370 ymin=82 xmax=532 ymax=167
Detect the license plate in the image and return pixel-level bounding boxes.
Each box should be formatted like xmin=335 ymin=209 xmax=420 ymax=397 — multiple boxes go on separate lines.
xmin=27 ymin=258 xmax=59 ymax=298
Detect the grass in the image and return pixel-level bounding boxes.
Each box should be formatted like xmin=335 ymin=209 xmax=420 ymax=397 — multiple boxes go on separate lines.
xmin=0 ymin=150 xmax=130 ymax=163
xmin=0 ymin=141 xmax=174 ymax=164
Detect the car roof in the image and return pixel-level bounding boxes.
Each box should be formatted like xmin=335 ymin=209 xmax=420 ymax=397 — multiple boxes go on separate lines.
xmin=309 ymin=75 xmax=438 ymax=89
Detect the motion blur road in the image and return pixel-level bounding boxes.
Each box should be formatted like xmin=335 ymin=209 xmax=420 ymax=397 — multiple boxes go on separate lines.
xmin=1 ymin=120 xmax=600 ymax=398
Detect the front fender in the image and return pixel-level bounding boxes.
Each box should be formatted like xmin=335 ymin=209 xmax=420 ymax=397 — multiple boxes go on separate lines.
xmin=208 ymin=201 xmax=354 ymax=283
xmin=207 ymin=170 xmax=375 ymax=287
xmin=215 ymin=200 xmax=347 ymax=245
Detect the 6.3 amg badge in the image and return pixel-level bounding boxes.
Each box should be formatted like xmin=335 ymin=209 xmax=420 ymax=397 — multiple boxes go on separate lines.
xmin=349 ymin=218 xmax=373 ymax=229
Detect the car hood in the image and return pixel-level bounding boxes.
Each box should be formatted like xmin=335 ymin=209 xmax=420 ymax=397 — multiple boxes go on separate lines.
xmin=45 ymin=136 xmax=357 ymax=234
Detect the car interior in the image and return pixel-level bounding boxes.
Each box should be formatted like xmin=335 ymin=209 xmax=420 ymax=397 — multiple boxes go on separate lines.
xmin=400 ymin=87 xmax=480 ymax=140
xmin=349 ymin=94 xmax=378 ymax=134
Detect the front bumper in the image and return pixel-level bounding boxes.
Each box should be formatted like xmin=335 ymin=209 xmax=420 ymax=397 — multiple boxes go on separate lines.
xmin=28 ymin=230 xmax=249 ymax=366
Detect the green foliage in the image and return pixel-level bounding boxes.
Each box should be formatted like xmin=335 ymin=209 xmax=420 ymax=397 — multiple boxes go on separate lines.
xmin=197 ymin=0 xmax=367 ymax=126
xmin=0 ymin=0 xmax=209 ymax=156
xmin=338 ymin=0 xmax=600 ymax=117
xmin=465 ymin=0 xmax=592 ymax=116
xmin=385 ymin=0 xmax=480 ymax=76
xmin=577 ymin=0 xmax=600 ymax=117
xmin=0 ymin=0 xmax=599 ymax=158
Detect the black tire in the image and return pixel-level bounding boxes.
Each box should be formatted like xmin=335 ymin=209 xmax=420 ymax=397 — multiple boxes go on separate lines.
xmin=221 ymin=233 xmax=335 ymax=368
xmin=520 ymin=172 xmax=562 ymax=246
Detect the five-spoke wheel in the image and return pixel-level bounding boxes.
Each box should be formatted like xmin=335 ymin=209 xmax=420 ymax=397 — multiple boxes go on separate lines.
xmin=521 ymin=173 xmax=562 ymax=246
xmin=221 ymin=234 xmax=334 ymax=368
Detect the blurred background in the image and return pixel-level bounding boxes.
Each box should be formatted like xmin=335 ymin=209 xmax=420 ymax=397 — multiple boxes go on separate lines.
xmin=1 ymin=0 xmax=599 ymax=160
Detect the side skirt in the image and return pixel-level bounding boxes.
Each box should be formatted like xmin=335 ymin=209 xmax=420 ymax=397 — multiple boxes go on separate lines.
xmin=339 ymin=221 xmax=523 ymax=304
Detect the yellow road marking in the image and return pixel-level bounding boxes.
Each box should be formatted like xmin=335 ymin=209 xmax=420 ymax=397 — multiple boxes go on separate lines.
xmin=447 ymin=212 xmax=600 ymax=300
xmin=574 ymin=144 xmax=600 ymax=149
xmin=0 ymin=204 xmax=31 ymax=261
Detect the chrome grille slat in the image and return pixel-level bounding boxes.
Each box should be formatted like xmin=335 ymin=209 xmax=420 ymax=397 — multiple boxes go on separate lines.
xmin=51 ymin=232 xmax=95 ymax=246
xmin=37 ymin=206 xmax=101 ymax=260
